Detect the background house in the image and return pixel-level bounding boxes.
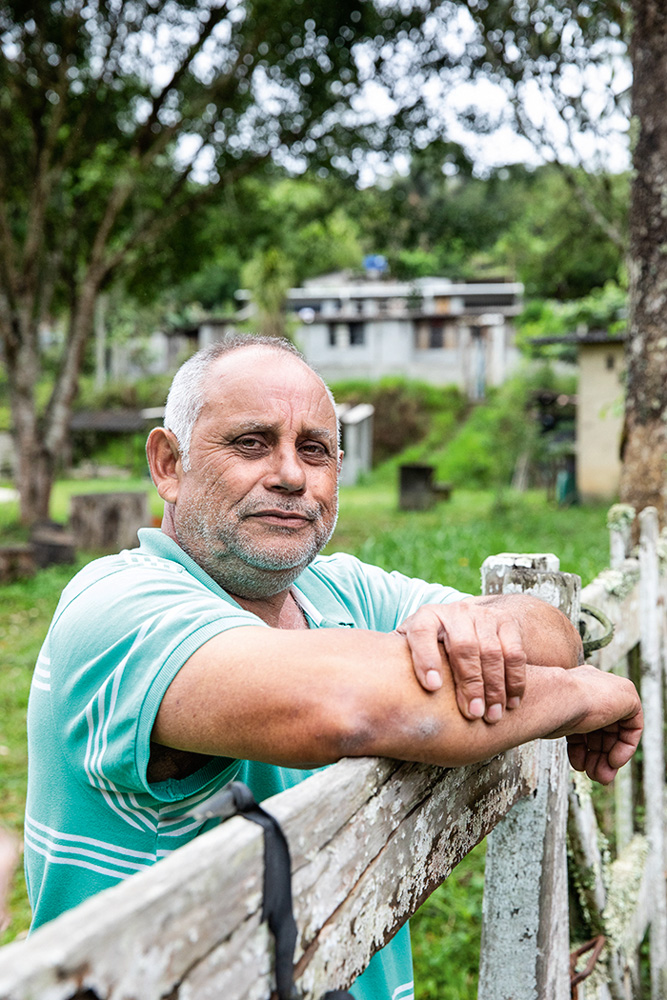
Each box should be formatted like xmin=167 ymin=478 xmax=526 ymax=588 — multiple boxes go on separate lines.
xmin=536 ymin=329 xmax=626 ymax=501
xmin=237 ymin=272 xmax=524 ymax=400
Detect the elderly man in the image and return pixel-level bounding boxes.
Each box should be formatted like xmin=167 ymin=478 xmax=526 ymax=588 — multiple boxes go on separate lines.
xmin=25 ymin=335 xmax=642 ymax=1000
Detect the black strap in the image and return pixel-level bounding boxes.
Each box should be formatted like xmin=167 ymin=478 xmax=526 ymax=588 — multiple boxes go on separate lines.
xmin=226 ymin=782 xmax=298 ymax=1000
xmin=205 ymin=782 xmax=355 ymax=1000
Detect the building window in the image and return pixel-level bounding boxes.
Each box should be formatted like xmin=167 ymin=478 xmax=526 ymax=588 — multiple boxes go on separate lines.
xmin=606 ymin=353 xmax=615 ymax=370
xmin=328 ymin=322 xmax=366 ymax=347
xmin=349 ymin=322 xmax=366 ymax=346
xmin=429 ymin=322 xmax=445 ymax=349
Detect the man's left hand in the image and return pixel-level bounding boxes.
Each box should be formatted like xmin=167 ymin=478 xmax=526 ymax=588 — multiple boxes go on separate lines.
xmin=396 ymin=601 xmax=527 ymax=723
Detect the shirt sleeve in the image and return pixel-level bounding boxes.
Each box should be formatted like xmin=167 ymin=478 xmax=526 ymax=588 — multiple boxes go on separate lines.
xmin=47 ymin=562 xmax=267 ymax=798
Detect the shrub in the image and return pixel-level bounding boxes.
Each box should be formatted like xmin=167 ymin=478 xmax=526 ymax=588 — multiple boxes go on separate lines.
xmin=330 ymin=377 xmax=467 ymax=465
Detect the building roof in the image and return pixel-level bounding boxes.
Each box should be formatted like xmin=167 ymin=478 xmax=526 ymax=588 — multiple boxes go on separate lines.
xmin=69 ymin=410 xmax=155 ymax=433
xmin=532 ymin=328 xmax=627 ymax=346
xmin=235 ymin=274 xmax=523 ymax=302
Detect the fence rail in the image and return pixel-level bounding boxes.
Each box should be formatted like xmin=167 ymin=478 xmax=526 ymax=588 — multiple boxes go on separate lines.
xmin=0 ymin=505 xmax=664 ymax=1000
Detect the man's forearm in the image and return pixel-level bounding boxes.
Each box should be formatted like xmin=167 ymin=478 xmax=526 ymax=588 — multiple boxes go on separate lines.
xmin=153 ymin=625 xmax=640 ymax=781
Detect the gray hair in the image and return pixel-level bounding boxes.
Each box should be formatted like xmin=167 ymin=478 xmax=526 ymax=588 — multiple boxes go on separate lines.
xmin=163 ymin=334 xmax=337 ymax=470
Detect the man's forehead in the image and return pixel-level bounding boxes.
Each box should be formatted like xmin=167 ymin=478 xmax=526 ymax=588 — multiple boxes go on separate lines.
xmin=203 ymin=347 xmax=336 ymax=426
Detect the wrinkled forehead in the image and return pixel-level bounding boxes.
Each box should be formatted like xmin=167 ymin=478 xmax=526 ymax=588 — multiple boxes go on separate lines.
xmin=201 ymin=346 xmax=337 ymax=432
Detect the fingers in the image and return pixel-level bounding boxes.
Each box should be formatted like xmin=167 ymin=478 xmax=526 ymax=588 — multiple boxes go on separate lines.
xmin=497 ymin=620 xmax=528 ymax=708
xmin=441 ymin=611 xmax=527 ymax=723
xmin=442 ymin=614 xmax=504 ymax=722
xmin=396 ymin=611 xmax=445 ymax=693
xmin=397 ymin=604 xmax=528 ymax=723
xmin=566 ymin=708 xmax=644 ymax=785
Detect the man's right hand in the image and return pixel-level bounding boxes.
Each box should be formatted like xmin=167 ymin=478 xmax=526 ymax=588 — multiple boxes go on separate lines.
xmin=546 ymin=666 xmax=643 ymax=785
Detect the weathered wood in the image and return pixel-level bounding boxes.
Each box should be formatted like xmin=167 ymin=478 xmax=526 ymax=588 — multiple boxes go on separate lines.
xmin=612 ymin=650 xmax=635 ymax=854
xmin=29 ymin=522 xmax=76 ymax=568
xmin=581 ymin=563 xmax=640 ymax=673
xmin=608 ymin=504 xmax=635 ymax=571
xmin=599 ymin=510 xmax=639 ymax=856
xmin=638 ymin=508 xmax=667 ymax=1000
xmin=568 ymin=772 xmax=608 ymax=933
xmin=603 ymin=835 xmax=651 ymax=999
xmin=480 ymin=739 xmax=570 ymax=1000
xmin=69 ymin=491 xmax=149 ymax=551
xmin=398 ymin=463 xmax=435 ymax=511
xmin=0 ymin=750 xmax=540 ymax=1000
xmin=478 ymin=553 xmax=578 ymax=1000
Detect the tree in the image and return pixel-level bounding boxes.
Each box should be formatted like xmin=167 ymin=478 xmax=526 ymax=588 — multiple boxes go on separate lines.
xmin=452 ymin=1 xmax=667 ymax=522
xmin=495 ymin=165 xmax=627 ymax=299
xmin=460 ymin=1 xmax=630 ymax=253
xmin=241 ymin=247 xmax=294 ymax=340
xmin=618 ymin=1 xmax=667 ymax=523
xmin=0 ymin=0 xmax=457 ymax=524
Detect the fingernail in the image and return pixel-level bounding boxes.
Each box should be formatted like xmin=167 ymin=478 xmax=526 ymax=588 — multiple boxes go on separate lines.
xmin=425 ymin=669 xmax=442 ymax=690
xmin=487 ymin=703 xmax=503 ymax=722
xmin=469 ymin=698 xmax=485 ymax=718
xmin=507 ymin=696 xmax=521 ymax=710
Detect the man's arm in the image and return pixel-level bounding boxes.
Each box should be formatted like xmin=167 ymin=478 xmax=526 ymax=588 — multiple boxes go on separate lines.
xmin=397 ymin=595 xmax=583 ymax=723
xmin=152 ymin=625 xmax=640 ymax=785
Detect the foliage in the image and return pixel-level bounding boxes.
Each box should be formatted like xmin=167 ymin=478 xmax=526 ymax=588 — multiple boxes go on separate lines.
xmin=411 ymin=846 xmax=486 ymax=1000
xmin=240 ymin=247 xmax=295 ymax=339
xmin=157 ymin=156 xmax=628 ymax=324
xmin=340 ymin=152 xmax=533 ymax=283
xmin=461 ymin=1 xmax=630 ymax=251
xmin=494 ymin=168 xmax=628 ymax=299
xmin=371 ymin=366 xmax=576 ymax=494
xmin=76 ymin=373 xmax=174 ymax=412
xmin=517 ymin=281 xmax=628 ymax=359
xmin=1 ymin=0 xmax=469 ymax=523
xmin=331 ymin=377 xmax=468 ymax=465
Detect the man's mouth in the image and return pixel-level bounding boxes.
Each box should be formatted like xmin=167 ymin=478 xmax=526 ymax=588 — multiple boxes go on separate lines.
xmin=246 ymin=509 xmax=314 ymax=525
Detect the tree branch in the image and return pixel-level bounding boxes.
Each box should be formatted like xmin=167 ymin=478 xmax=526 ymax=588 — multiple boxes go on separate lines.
xmin=135 ymin=2 xmax=230 ymax=154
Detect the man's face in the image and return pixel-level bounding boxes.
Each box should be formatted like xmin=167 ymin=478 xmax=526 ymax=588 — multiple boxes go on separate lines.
xmin=172 ymin=348 xmax=341 ymax=598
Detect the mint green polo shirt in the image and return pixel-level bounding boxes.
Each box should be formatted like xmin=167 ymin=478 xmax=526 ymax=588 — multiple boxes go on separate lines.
xmin=26 ymin=529 xmax=465 ymax=999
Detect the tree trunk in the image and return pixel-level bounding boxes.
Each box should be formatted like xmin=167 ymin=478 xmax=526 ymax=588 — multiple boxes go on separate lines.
xmin=620 ymin=0 xmax=667 ymax=525
xmin=14 ymin=430 xmax=55 ymax=525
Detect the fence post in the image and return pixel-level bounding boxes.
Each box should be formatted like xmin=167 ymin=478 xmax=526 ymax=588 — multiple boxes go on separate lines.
xmin=478 ymin=553 xmax=580 ymax=1000
xmin=608 ymin=504 xmax=636 ymax=853
xmin=638 ymin=508 xmax=667 ymax=1000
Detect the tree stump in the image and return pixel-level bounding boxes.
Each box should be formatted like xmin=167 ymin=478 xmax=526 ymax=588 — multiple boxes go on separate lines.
xmin=0 ymin=544 xmax=36 ymax=582
xmin=398 ymin=464 xmax=435 ymax=511
xmin=69 ymin=492 xmax=150 ymax=551
xmin=30 ymin=521 xmax=77 ymax=568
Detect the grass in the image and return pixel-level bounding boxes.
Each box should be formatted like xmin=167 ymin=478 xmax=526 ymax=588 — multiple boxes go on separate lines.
xmin=0 ymin=474 xmax=612 ymax=995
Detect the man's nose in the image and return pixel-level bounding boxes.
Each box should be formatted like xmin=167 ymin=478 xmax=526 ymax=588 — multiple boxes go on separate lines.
xmin=264 ymin=446 xmax=307 ymax=492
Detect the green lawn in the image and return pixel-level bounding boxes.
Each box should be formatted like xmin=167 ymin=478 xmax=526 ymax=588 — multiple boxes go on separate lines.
xmin=0 ymin=477 xmax=612 ymax=996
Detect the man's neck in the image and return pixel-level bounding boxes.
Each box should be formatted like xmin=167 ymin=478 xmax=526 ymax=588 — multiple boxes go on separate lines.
xmin=232 ymin=590 xmax=308 ymax=629
xmin=158 ymin=511 xmax=310 ymax=628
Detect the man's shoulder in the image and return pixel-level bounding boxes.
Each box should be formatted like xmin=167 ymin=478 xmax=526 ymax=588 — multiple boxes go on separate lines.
xmin=52 ymin=529 xmax=213 ymax=628
xmin=306 ymin=550 xmax=365 ymax=577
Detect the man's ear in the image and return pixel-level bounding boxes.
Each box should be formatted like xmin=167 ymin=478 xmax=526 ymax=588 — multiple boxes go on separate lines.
xmin=146 ymin=428 xmax=182 ymax=504
xmin=337 ymin=449 xmax=344 ymax=474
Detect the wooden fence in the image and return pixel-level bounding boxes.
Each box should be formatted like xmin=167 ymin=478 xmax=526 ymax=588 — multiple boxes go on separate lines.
xmin=0 ymin=504 xmax=665 ymax=1000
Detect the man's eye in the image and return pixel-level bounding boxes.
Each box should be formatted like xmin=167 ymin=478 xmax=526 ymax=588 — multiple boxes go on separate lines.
xmin=236 ymin=437 xmax=264 ymax=450
xmin=300 ymin=442 xmax=327 ymax=457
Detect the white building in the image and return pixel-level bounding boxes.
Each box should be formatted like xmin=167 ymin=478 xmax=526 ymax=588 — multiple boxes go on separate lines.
xmin=275 ymin=273 xmax=523 ymax=399
xmin=105 ymin=272 xmax=522 ymax=400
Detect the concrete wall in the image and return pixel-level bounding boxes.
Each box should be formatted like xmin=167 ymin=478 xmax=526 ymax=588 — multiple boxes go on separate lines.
xmin=296 ymin=316 xmax=519 ymax=392
xmin=576 ymin=342 xmax=625 ymax=500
